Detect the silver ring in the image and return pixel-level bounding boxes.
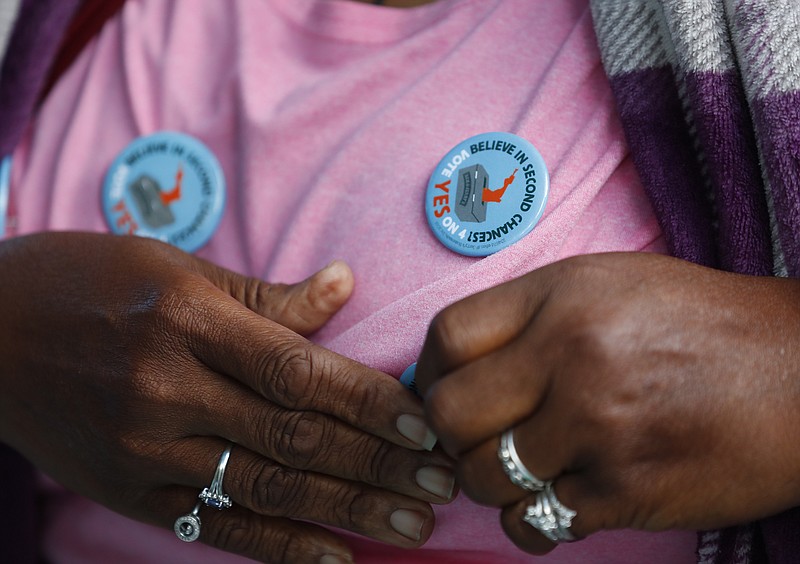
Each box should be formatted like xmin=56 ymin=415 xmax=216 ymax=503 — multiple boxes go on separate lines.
xmin=498 ymin=430 xmax=546 ymax=492
xmin=174 ymin=502 xmax=202 ymax=542
xmin=199 ymin=443 xmax=234 ymax=510
xmin=522 ymin=483 xmax=576 ymax=543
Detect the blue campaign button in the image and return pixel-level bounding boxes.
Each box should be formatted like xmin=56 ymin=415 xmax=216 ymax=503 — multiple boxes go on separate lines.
xmin=400 ymin=363 xmax=420 ymax=397
xmin=0 ymin=155 xmax=11 ymax=238
xmin=426 ymin=132 xmax=548 ymax=256
xmin=102 ymin=131 xmax=226 ymax=253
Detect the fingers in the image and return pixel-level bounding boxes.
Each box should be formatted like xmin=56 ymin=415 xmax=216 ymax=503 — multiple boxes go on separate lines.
xmin=422 ymin=328 xmax=551 ymax=457
xmin=155 ymin=359 xmax=455 ymax=503
xmin=229 ymin=447 xmax=436 ymax=547
xmin=447 ymin=412 xmax=617 ymax=555
xmin=415 ymin=267 xmax=557 ymax=394
xmin=159 ymin=439 xmax=438 ymax=551
xmin=416 ymin=265 xmax=562 ymax=454
xmin=188 ymin=301 xmax=436 ymax=451
xmin=195 ymin=377 xmax=456 ymax=503
xmin=196 ymin=258 xmax=355 ymax=336
xmin=456 ymin=416 xmax=571 ymax=508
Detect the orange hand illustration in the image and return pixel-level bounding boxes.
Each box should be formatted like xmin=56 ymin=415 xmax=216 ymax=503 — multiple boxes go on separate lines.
xmin=482 ymin=168 xmax=518 ymax=203
xmin=160 ymin=166 xmax=183 ymax=206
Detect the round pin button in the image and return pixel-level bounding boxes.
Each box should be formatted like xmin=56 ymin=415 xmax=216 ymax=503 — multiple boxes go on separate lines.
xmin=400 ymin=363 xmax=419 ymax=397
xmin=102 ymin=131 xmax=226 ymax=253
xmin=425 ymin=132 xmax=548 ymax=256
xmin=0 ymin=155 xmax=11 ymax=238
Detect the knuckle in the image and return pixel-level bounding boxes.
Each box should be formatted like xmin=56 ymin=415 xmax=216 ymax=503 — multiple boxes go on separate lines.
xmin=247 ymin=462 xmax=310 ymax=516
xmin=256 ymin=343 xmax=321 ymax=408
xmin=272 ymin=411 xmax=333 ymax=469
xmin=126 ymin=362 xmax=182 ymax=409
xmin=335 ymin=488 xmax=378 ymax=532
xmin=149 ymin=281 xmax=203 ymax=334
xmin=258 ymin=280 xmax=288 ymax=310
xmin=326 ymin=362 xmax=379 ymax=424
xmin=136 ymin=280 xmax=224 ymax=359
xmin=554 ymin=306 xmax=619 ymax=370
xmin=258 ymin=280 xmax=319 ymax=332
xmin=427 ymin=308 xmax=466 ymax=357
xmin=565 ymin=320 xmax=614 ymax=362
xmin=571 ymin=384 xmax=635 ymax=459
xmin=350 ymin=436 xmax=392 ymax=485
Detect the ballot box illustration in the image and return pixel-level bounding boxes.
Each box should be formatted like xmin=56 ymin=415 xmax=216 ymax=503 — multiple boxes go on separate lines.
xmin=455 ymin=164 xmax=488 ymax=223
xmin=129 ymin=175 xmax=176 ymax=228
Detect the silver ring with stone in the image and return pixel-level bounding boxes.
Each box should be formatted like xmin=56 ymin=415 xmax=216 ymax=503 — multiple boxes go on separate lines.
xmin=498 ymin=429 xmax=546 ymax=492
xmin=199 ymin=443 xmax=234 ymax=510
xmin=174 ymin=501 xmax=203 ymax=542
xmin=522 ymin=483 xmax=577 ymax=543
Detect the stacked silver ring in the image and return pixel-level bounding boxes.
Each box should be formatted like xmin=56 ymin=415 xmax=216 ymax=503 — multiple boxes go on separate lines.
xmin=498 ymin=430 xmax=546 ymax=491
xmin=174 ymin=443 xmax=234 ymax=543
xmin=522 ymin=483 xmax=576 ymax=543
xmin=498 ymin=430 xmax=577 ymax=543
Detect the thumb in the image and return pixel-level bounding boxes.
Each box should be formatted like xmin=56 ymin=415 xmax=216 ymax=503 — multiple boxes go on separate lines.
xmin=197 ymin=258 xmax=355 ymax=335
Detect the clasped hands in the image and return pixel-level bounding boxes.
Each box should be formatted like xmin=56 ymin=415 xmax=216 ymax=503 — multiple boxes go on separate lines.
xmin=3 ymin=234 xmax=799 ymax=563
xmin=416 ymin=252 xmax=800 ymax=554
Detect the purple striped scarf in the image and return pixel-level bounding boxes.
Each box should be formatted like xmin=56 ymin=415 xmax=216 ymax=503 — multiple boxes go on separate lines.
xmin=591 ymin=0 xmax=800 ymax=562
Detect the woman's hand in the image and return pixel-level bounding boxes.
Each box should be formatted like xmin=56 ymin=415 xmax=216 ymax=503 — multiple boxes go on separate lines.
xmin=0 ymin=232 xmax=454 ymax=563
xmin=415 ymin=252 xmax=800 ymax=554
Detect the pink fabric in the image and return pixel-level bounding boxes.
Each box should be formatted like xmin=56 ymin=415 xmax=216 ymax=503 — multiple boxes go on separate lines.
xmin=11 ymin=0 xmax=695 ymax=561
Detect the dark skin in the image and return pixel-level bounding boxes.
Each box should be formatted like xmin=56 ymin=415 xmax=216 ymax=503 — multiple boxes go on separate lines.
xmin=0 ymin=232 xmax=455 ymax=564
xmin=415 ymin=252 xmax=800 ymax=554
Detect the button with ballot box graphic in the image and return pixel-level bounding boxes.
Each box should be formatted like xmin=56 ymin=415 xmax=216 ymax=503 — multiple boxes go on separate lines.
xmin=426 ymin=132 xmax=549 ymax=257
xmin=102 ymin=131 xmax=226 ymax=253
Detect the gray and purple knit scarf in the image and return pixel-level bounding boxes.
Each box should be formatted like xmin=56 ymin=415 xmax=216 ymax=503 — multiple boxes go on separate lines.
xmin=591 ymin=0 xmax=799 ymax=278
xmin=1 ymin=0 xmax=799 ymax=562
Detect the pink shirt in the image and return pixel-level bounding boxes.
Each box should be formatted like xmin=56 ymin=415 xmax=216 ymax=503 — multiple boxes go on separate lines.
xmin=11 ymin=0 xmax=696 ymax=561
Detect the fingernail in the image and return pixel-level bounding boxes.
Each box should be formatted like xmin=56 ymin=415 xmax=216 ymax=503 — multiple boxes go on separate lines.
xmin=416 ymin=466 xmax=455 ymax=500
xmin=316 ymin=260 xmax=346 ymax=284
xmin=320 ymin=554 xmax=352 ymax=564
xmin=396 ymin=414 xmax=438 ymax=451
xmin=390 ymin=509 xmax=425 ymax=541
